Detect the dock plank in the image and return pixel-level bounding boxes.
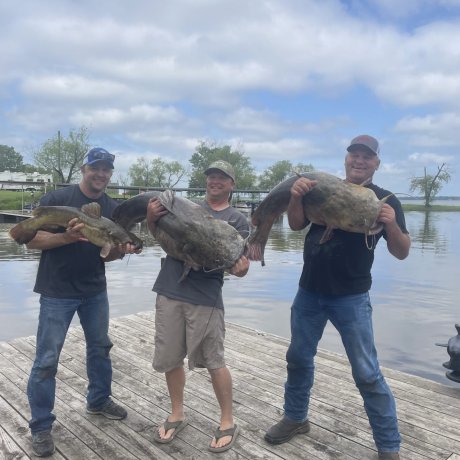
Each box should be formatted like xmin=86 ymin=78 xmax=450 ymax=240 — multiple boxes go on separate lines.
xmin=0 ymin=311 xmax=459 ymax=459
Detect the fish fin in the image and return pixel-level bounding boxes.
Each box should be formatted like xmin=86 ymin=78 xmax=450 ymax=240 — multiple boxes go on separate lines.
xmin=81 ymin=202 xmax=102 ymax=219
xmin=358 ymin=178 xmax=372 ymax=186
xmin=9 ymin=221 xmax=37 ymax=244
xmin=380 ymin=193 xmax=393 ymax=203
xmin=178 ymin=264 xmax=192 ymax=282
xmin=203 ymin=265 xmax=226 ymax=274
xmin=159 ymin=189 xmax=175 ymax=211
xmin=99 ymin=243 xmax=112 ymax=258
xmin=319 ymin=226 xmax=334 ymax=244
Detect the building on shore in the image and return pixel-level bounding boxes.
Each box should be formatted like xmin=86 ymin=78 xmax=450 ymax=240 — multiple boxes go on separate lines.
xmin=0 ymin=170 xmax=52 ymax=190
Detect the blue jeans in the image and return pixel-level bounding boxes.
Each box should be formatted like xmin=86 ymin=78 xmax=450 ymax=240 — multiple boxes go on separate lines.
xmin=284 ymin=287 xmax=400 ymax=452
xmin=27 ymin=291 xmax=113 ymax=434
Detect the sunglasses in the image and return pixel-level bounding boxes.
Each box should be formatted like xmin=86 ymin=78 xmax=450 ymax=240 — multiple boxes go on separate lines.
xmin=87 ymin=150 xmax=115 ymax=162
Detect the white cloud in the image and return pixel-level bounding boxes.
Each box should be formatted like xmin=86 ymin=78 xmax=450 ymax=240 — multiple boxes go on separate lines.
xmin=395 ymin=112 xmax=460 ymax=147
xmin=408 ymin=152 xmax=454 ymax=163
xmin=1 ymin=0 xmax=460 ymax=194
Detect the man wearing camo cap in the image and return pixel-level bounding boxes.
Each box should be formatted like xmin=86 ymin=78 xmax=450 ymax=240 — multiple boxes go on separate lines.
xmin=146 ymin=160 xmax=249 ymax=453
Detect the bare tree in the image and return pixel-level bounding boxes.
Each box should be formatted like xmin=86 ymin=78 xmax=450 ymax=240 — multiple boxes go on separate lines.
xmin=410 ymin=163 xmax=451 ymax=207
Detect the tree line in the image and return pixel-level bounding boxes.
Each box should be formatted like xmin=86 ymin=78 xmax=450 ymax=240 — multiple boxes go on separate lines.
xmin=0 ymin=126 xmax=452 ymax=205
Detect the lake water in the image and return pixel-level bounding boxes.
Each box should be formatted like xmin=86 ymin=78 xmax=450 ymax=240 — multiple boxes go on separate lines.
xmin=0 ymin=210 xmax=459 ymax=387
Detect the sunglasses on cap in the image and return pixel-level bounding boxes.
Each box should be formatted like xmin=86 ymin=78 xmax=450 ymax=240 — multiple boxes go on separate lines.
xmin=83 ymin=148 xmax=115 ymax=168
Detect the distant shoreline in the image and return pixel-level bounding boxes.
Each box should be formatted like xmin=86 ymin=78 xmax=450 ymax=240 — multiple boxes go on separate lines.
xmin=402 ymin=204 xmax=460 ymax=212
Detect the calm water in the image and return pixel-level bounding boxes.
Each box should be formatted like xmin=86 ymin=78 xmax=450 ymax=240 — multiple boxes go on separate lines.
xmin=0 ymin=211 xmax=459 ymax=387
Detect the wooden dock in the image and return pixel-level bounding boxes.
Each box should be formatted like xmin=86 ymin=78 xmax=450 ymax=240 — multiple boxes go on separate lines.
xmin=0 ymin=311 xmax=459 ymax=460
xmin=0 ymin=210 xmax=30 ymax=223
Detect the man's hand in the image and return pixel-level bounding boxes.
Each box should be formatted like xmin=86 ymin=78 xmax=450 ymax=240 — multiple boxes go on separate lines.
xmin=291 ymin=177 xmax=318 ymax=198
xmin=118 ymin=242 xmax=142 ymax=254
xmin=146 ymin=197 xmax=168 ymax=234
xmin=377 ymin=203 xmax=396 ymax=226
xmin=228 ymin=255 xmax=250 ymax=277
xmin=287 ymin=177 xmax=318 ymax=230
xmin=378 ymin=203 xmax=411 ymax=260
xmin=105 ymin=241 xmax=143 ymax=262
xmin=63 ymin=218 xmax=88 ymax=243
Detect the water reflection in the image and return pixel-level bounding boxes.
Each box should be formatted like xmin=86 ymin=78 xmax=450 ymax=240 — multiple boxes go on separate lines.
xmin=0 ymin=225 xmax=40 ymax=260
xmin=406 ymin=211 xmax=449 ymax=253
xmin=0 ymin=212 xmax=459 ymax=387
xmin=264 ymin=216 xmax=307 ymax=252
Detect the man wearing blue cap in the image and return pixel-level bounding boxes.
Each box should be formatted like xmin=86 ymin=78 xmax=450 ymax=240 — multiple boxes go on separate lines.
xmin=25 ymin=147 xmax=139 ymax=457
xmin=265 ymin=135 xmax=410 ymax=460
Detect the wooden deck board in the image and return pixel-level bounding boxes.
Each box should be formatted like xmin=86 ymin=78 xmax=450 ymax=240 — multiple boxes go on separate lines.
xmin=0 ymin=310 xmax=459 ymax=459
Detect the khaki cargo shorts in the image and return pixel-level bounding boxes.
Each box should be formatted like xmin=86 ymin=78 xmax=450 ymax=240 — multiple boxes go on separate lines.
xmin=153 ymin=295 xmax=226 ymax=373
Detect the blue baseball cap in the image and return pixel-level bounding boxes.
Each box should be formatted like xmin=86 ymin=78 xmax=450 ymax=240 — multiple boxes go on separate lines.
xmin=82 ymin=147 xmax=115 ymax=168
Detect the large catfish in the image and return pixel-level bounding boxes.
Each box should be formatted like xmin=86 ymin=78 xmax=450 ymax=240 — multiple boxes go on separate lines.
xmin=247 ymin=171 xmax=390 ymax=265
xmin=9 ymin=203 xmax=143 ymax=258
xmin=112 ymin=190 xmax=247 ymax=280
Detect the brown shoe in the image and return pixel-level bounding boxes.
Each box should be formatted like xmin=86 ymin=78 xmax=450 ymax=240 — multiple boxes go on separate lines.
xmin=264 ymin=417 xmax=310 ymax=444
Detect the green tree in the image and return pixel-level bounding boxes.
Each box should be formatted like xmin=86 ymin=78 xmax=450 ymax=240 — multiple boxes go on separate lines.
xmin=128 ymin=157 xmax=187 ymax=188
xmin=0 ymin=145 xmax=24 ymax=171
xmin=22 ymin=163 xmax=49 ymax=174
xmin=33 ymin=127 xmax=90 ymax=183
xmin=188 ymin=141 xmax=256 ymax=190
xmin=410 ymin=163 xmax=451 ymax=207
xmin=258 ymin=160 xmax=314 ymax=189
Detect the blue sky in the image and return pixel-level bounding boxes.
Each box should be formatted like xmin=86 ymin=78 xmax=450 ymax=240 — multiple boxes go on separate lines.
xmin=1 ymin=0 xmax=460 ymax=195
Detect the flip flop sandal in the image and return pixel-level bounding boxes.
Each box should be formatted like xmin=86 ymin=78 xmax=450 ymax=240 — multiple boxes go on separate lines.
xmin=153 ymin=418 xmax=188 ymax=443
xmin=208 ymin=424 xmax=240 ymax=453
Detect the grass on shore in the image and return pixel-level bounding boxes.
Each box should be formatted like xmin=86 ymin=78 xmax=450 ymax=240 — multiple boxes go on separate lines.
xmin=402 ymin=204 xmax=460 ymax=212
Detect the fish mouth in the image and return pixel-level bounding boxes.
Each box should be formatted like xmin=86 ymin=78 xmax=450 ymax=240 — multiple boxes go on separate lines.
xmin=368 ymin=222 xmax=384 ymax=235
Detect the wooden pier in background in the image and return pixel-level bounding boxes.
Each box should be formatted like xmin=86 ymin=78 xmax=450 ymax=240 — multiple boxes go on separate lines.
xmin=0 ymin=311 xmax=459 ymax=459
xmin=0 ymin=210 xmax=30 ymax=223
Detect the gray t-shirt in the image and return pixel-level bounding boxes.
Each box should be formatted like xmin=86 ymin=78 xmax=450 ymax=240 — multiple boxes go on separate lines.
xmin=152 ymin=201 xmax=249 ymax=309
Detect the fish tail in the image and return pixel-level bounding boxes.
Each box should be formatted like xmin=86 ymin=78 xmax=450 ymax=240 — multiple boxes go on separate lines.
xmin=99 ymin=243 xmax=112 ymax=259
xmin=9 ymin=221 xmax=37 ymax=244
xmin=246 ymin=218 xmax=275 ymax=266
xmin=245 ymin=242 xmax=265 ymax=267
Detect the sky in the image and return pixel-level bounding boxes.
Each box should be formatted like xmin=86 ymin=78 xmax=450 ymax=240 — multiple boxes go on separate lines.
xmin=1 ymin=0 xmax=460 ymax=195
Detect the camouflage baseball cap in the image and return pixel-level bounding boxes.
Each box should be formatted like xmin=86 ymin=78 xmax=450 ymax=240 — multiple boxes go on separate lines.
xmin=204 ymin=160 xmax=236 ymax=182
xmin=347 ymin=134 xmax=380 ymax=156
